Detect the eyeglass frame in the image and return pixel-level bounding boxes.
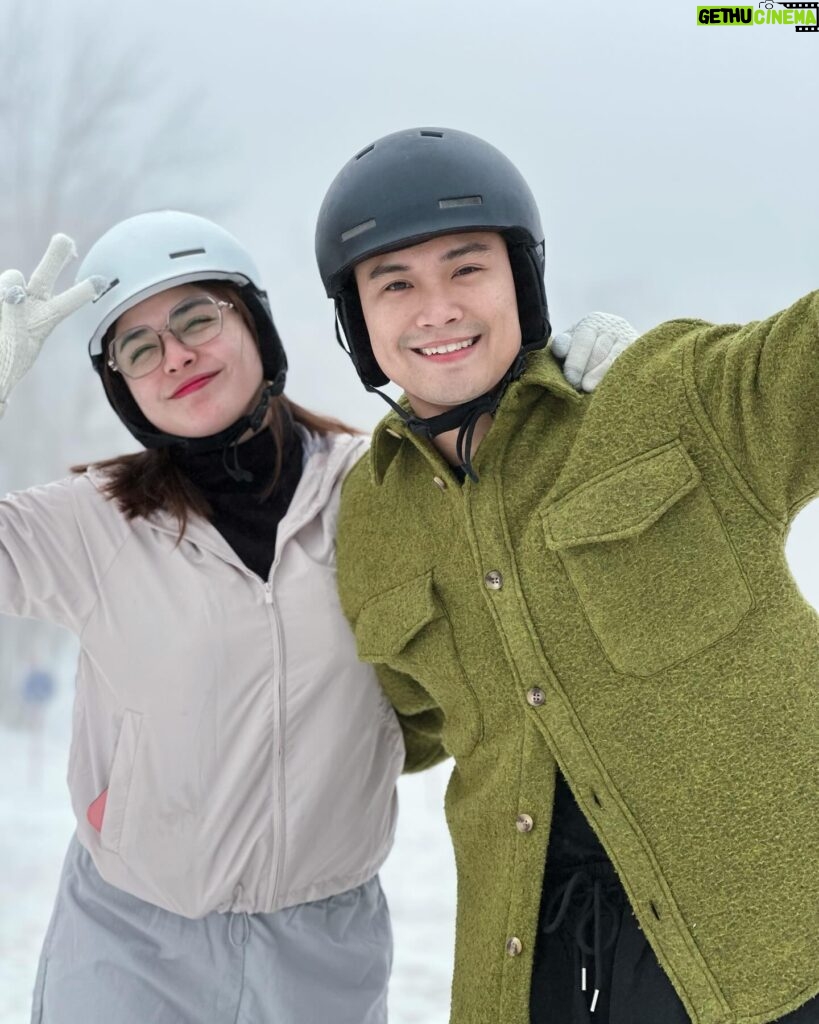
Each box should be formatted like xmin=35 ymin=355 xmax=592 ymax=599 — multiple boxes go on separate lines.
xmin=106 ymin=295 xmax=235 ymax=378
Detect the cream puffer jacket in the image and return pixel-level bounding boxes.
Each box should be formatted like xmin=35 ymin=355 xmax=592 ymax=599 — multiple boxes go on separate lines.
xmin=0 ymin=429 xmax=404 ymax=917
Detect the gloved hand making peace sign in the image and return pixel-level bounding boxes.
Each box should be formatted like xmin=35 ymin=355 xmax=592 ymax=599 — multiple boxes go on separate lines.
xmin=0 ymin=235 xmax=104 ymax=417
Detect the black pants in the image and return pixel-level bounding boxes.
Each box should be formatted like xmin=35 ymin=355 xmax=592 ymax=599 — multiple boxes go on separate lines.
xmin=530 ymin=862 xmax=818 ymax=1024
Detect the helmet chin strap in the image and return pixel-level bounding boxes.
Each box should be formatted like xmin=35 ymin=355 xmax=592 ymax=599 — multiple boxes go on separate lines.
xmin=118 ymin=369 xmax=286 ymax=483
xmin=331 ymin=309 xmax=532 ymax=481
xmin=218 ymin=375 xmax=284 ymax=483
xmin=352 ymin=325 xmax=527 ymax=483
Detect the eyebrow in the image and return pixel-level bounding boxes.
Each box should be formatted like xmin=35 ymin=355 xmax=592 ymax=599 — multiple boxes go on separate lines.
xmin=366 ymin=240 xmax=495 ymax=280
xmin=172 ymin=296 xmax=212 ymax=317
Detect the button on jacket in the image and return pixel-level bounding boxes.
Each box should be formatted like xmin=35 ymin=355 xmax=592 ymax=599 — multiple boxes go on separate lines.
xmin=0 ymin=430 xmax=405 ymax=917
xmin=336 ymin=294 xmax=819 ymax=1024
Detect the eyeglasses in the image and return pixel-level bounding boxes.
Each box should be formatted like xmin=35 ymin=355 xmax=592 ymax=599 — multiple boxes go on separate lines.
xmin=108 ymin=295 xmax=234 ymax=379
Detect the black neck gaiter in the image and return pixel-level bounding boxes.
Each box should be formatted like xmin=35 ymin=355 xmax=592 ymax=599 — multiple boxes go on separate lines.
xmin=170 ymin=421 xmax=303 ymax=581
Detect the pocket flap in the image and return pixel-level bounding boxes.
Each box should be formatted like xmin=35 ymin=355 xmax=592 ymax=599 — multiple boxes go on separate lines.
xmin=355 ymin=571 xmax=442 ymax=660
xmin=542 ymin=440 xmax=700 ymax=550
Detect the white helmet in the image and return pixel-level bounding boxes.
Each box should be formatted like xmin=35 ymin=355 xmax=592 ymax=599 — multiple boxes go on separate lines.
xmin=74 ymin=210 xmax=287 ymax=452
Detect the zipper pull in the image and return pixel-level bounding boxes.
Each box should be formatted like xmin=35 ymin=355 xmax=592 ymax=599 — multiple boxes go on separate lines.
xmin=263 ymin=581 xmax=274 ymax=605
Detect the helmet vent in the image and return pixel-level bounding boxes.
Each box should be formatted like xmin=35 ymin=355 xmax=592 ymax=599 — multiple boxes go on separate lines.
xmin=420 ymin=130 xmax=444 ymax=138
xmin=169 ymin=248 xmax=206 ymax=259
xmin=341 ymin=219 xmax=377 ymax=242
xmin=439 ymin=196 xmax=483 ymax=209
xmin=92 ymin=277 xmax=119 ymax=302
xmin=355 ymin=144 xmax=375 ymax=160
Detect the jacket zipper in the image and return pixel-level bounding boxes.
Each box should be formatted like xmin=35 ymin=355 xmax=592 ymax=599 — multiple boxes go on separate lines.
xmin=262 ymin=572 xmax=286 ymax=908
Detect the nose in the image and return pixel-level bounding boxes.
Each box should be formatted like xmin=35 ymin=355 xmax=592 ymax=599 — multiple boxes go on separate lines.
xmin=414 ymin=284 xmax=463 ymax=330
xmin=161 ymin=331 xmax=196 ymax=374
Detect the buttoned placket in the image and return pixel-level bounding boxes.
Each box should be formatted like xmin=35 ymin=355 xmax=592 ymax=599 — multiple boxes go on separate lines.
xmin=446 ymin=389 xmax=686 ymax=1011
xmin=449 ymin=424 xmax=564 ymax=987
xmin=408 ymin=393 xmax=564 ymax=986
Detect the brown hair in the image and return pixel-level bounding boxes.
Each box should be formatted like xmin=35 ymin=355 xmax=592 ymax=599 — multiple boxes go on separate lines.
xmin=73 ymin=282 xmax=360 ymax=536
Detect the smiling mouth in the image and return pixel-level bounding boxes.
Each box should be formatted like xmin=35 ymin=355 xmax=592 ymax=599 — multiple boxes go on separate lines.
xmin=171 ymin=372 xmax=219 ymax=399
xmin=414 ymin=336 xmax=479 ymax=357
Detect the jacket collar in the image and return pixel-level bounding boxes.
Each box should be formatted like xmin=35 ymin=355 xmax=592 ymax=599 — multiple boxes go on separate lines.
xmin=368 ymin=347 xmax=581 ymax=485
xmin=90 ymin=430 xmax=367 ymax=576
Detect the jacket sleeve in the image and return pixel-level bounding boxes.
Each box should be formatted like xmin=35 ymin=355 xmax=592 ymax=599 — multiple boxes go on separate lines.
xmin=0 ymin=475 xmax=122 ymax=632
xmin=690 ymin=290 xmax=819 ymax=521
xmin=373 ymin=662 xmax=449 ymax=774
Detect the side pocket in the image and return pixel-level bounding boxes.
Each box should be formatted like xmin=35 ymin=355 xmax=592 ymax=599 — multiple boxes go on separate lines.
xmin=100 ymin=709 xmax=143 ymax=854
xmin=355 ymin=571 xmax=483 ymax=758
xmin=66 ymin=684 xmax=87 ymax=783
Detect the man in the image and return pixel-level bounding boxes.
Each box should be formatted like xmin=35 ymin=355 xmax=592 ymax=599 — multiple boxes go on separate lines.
xmin=315 ymin=127 xmax=818 ymax=1024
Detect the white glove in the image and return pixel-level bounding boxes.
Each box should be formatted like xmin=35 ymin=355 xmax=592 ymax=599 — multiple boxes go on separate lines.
xmin=0 ymin=235 xmax=105 ymax=417
xmin=551 ymin=311 xmax=639 ymax=393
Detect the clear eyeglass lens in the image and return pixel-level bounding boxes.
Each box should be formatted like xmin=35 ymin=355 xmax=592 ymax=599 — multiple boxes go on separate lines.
xmin=113 ymin=331 xmax=163 ymax=378
xmin=169 ymin=297 xmax=223 ymax=346
xmin=112 ymin=296 xmax=224 ymax=379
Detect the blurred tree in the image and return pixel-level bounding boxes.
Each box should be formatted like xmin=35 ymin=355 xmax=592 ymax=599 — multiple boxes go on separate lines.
xmin=0 ymin=0 xmax=235 ymax=723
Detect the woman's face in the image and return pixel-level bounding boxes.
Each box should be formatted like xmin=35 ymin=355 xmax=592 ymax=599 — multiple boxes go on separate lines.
xmin=113 ymin=285 xmax=264 ymax=438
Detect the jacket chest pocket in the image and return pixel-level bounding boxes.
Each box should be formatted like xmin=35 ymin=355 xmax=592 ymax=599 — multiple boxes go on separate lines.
xmin=354 ymin=571 xmax=482 ymax=757
xmin=541 ymin=440 xmax=753 ymax=677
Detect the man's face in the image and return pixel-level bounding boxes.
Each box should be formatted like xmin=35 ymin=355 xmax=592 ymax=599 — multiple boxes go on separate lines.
xmin=354 ymin=231 xmax=521 ymax=418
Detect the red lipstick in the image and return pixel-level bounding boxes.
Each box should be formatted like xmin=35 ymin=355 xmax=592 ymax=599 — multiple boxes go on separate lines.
xmin=171 ymin=372 xmax=219 ymax=399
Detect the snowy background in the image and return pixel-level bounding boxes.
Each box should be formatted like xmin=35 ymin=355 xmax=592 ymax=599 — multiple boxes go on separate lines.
xmin=1 ymin=0 xmax=818 ymax=1020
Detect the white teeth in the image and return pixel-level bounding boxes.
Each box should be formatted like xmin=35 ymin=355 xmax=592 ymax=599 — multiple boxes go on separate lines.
xmin=418 ymin=337 xmax=476 ymax=356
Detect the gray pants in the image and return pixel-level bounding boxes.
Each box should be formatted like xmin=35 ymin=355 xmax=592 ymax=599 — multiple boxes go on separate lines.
xmin=31 ymin=835 xmax=392 ymax=1024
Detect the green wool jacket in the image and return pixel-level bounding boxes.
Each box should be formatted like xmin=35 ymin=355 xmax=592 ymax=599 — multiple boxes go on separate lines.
xmin=336 ymin=293 xmax=819 ymax=1024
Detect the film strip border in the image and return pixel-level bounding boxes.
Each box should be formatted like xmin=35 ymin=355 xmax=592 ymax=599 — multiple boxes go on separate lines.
xmin=778 ymin=1 xmax=819 ymax=30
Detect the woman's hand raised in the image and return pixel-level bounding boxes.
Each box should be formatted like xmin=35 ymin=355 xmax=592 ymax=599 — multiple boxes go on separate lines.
xmin=0 ymin=235 xmax=105 ymax=416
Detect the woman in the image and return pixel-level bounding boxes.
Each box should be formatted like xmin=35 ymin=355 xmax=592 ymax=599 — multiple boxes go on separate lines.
xmin=0 ymin=211 xmax=629 ymax=1024
xmin=1 ymin=211 xmax=403 ymax=1024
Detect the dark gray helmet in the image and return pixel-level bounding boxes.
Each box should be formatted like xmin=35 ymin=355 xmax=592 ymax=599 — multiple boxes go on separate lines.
xmin=315 ymin=126 xmax=550 ymax=388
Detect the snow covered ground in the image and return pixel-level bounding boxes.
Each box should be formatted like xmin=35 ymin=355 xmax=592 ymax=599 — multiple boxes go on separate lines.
xmin=0 ymin=680 xmax=456 ymax=1024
